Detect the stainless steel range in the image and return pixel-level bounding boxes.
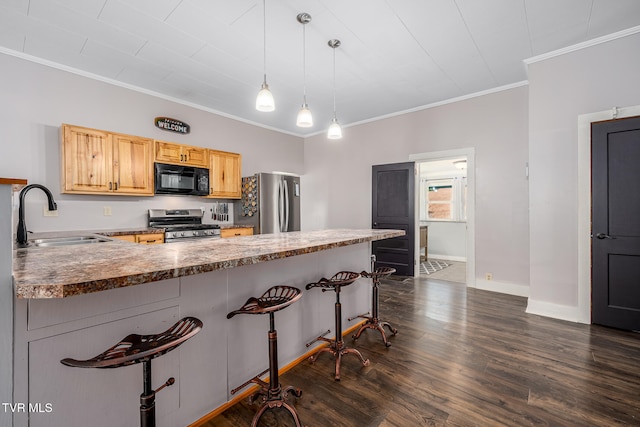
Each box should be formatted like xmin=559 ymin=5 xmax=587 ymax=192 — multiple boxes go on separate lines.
xmin=148 ymin=209 xmax=220 ymax=243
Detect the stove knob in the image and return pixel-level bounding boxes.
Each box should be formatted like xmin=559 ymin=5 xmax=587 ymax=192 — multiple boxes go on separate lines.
xmin=180 ymin=232 xmax=185 ymax=237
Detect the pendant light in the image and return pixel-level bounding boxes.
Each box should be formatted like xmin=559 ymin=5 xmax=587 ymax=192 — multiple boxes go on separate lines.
xmin=327 ymin=39 xmax=342 ymax=139
xmin=255 ymin=0 xmax=274 ymax=112
xmin=296 ymin=13 xmax=313 ymax=127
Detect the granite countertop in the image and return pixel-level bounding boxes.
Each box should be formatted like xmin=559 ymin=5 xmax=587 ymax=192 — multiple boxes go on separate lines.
xmin=13 ymin=229 xmax=404 ymax=299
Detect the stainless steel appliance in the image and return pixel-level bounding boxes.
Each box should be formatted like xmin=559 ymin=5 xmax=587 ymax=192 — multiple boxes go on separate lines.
xmin=148 ymin=209 xmax=220 ymax=243
xmin=154 ymin=163 xmax=209 ymax=196
xmin=234 ymin=173 xmax=301 ymax=234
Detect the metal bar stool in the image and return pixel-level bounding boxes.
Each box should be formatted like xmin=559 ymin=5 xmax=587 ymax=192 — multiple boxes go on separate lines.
xmin=305 ymin=271 xmax=370 ymax=381
xmin=60 ymin=316 xmax=202 ymax=427
xmin=349 ymin=255 xmax=398 ymax=347
xmin=227 ymin=285 xmax=305 ymax=427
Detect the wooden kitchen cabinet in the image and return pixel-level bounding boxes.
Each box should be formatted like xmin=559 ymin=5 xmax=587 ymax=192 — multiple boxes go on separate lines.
xmin=154 ymin=140 xmax=208 ymax=167
xmin=111 ymin=233 xmax=164 ymax=244
xmin=110 ymin=234 xmax=136 ymax=243
xmin=135 ymin=233 xmax=164 ymax=244
xmin=208 ymin=149 xmax=241 ymax=199
xmin=220 ymin=227 xmax=253 ymax=238
xmin=62 ymin=124 xmax=153 ymax=195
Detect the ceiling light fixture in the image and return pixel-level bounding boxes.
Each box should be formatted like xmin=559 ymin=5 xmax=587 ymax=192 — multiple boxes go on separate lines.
xmin=296 ymin=13 xmax=313 ymax=128
xmin=255 ymin=0 xmax=274 ymax=112
xmin=327 ymin=39 xmax=342 ymax=140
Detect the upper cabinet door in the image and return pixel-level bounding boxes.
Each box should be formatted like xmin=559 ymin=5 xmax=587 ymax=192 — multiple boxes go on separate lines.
xmin=208 ymin=150 xmax=241 ymax=199
xmin=62 ymin=124 xmax=113 ymax=193
xmin=112 ymin=133 xmax=154 ymax=195
xmin=62 ymin=124 xmax=154 ymax=196
xmin=155 ymin=140 xmax=208 ymax=167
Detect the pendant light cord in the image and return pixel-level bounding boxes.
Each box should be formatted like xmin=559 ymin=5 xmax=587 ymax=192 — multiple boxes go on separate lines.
xmin=332 ymin=46 xmax=336 ymax=117
xmin=262 ymin=0 xmax=267 ymax=83
xmin=302 ymin=22 xmax=307 ymax=103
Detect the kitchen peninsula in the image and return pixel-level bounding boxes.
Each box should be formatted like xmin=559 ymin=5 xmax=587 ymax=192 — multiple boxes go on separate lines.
xmin=12 ymin=229 xmax=404 ymax=427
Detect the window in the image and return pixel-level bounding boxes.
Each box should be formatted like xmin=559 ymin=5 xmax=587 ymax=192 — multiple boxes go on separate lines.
xmin=422 ymin=177 xmax=467 ymax=222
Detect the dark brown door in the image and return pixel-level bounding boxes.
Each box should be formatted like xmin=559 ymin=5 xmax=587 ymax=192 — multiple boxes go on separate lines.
xmin=592 ymin=116 xmax=640 ymax=330
xmin=372 ymin=162 xmax=415 ymax=276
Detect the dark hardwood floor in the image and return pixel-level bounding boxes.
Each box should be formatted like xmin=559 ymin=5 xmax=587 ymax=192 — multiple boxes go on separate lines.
xmin=201 ymin=276 xmax=640 ymax=426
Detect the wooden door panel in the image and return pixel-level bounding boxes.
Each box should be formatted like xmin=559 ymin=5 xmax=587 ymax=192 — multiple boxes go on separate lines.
xmin=63 ymin=125 xmax=112 ymax=193
xmin=592 ymin=116 xmax=640 ymax=330
xmin=154 ymin=140 xmax=182 ymax=164
xmin=184 ymin=146 xmax=208 ymax=168
xmin=208 ymin=150 xmax=241 ymax=199
xmin=372 ymin=162 xmax=415 ymax=276
xmin=113 ymin=134 xmax=153 ymax=195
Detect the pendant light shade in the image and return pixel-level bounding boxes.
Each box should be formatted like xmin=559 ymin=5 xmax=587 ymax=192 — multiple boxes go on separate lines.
xmin=256 ymin=81 xmax=274 ymax=112
xmin=256 ymin=0 xmax=274 ymax=112
xmin=296 ymin=13 xmax=313 ymax=128
xmin=327 ymin=39 xmax=342 ymax=139
xmin=327 ymin=117 xmax=342 ymax=139
xmin=297 ymin=103 xmax=313 ymax=127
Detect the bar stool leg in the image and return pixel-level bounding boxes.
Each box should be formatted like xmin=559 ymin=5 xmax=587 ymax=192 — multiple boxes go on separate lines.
xmin=309 ymin=290 xmax=370 ymax=381
xmin=351 ymin=277 xmax=398 ymax=347
xmin=140 ymin=360 xmax=156 ymax=427
xmin=250 ymin=312 xmax=304 ymax=427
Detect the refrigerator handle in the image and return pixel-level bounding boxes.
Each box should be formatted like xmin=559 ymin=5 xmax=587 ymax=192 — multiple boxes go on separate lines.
xmin=278 ymin=180 xmax=284 ymax=232
xmin=284 ymin=181 xmax=290 ymax=232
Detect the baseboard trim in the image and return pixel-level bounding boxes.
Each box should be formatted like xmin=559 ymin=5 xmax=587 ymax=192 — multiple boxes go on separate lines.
xmin=427 ymin=254 xmax=467 ymax=262
xmin=526 ymin=298 xmax=586 ymax=323
xmin=188 ymin=320 xmax=367 ymax=426
xmin=473 ymin=279 xmax=529 ymax=298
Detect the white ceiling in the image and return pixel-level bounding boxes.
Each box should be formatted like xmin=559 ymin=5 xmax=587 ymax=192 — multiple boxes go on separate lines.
xmin=2 ymin=0 xmax=640 ymax=137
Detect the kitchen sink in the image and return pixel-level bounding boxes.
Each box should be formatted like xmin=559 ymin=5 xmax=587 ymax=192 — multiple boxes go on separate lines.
xmin=30 ymin=235 xmax=113 ymax=247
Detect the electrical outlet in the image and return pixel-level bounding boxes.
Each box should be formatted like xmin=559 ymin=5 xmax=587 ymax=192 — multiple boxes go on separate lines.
xmin=103 ymin=206 xmax=112 ymax=216
xmin=43 ymin=205 xmax=58 ymax=217
xmin=485 ymin=273 xmax=493 ymax=281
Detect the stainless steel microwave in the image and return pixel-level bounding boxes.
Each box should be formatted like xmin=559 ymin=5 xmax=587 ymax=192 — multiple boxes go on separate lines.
xmin=154 ymin=163 xmax=209 ymax=196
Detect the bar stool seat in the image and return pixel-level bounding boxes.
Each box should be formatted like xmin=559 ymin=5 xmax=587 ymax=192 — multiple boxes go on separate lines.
xmin=227 ymin=285 xmax=305 ymax=427
xmin=350 ymin=265 xmax=398 ymax=347
xmin=305 ymin=271 xmax=370 ymax=381
xmin=61 ymin=316 xmax=202 ymax=427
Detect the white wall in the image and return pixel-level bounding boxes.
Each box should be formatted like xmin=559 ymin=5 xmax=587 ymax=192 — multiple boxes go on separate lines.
xmin=527 ymin=31 xmax=640 ymax=320
xmin=423 ymin=221 xmax=466 ymax=261
xmin=0 ymin=53 xmax=304 ymax=232
xmin=303 ymin=86 xmax=530 ymax=291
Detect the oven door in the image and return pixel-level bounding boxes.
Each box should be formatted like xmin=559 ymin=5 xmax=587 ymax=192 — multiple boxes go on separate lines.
xmin=154 ymin=163 xmax=209 ymax=196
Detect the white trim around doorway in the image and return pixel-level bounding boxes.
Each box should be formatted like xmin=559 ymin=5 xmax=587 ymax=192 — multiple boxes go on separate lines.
xmin=577 ymin=105 xmax=640 ymax=324
xmin=409 ymin=148 xmax=476 ymax=287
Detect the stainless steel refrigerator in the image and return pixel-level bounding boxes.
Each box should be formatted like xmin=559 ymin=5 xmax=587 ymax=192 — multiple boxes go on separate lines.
xmin=234 ymin=173 xmax=301 ymax=234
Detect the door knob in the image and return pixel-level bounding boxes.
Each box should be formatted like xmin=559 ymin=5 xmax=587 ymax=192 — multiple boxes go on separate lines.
xmin=595 ymin=233 xmax=615 ymax=239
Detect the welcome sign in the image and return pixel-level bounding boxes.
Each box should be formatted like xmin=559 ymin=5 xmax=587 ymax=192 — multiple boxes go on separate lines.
xmin=155 ymin=117 xmax=190 ymax=134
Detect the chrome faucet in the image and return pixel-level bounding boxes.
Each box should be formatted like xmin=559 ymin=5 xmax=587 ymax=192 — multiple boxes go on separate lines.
xmin=16 ymin=184 xmax=57 ymax=247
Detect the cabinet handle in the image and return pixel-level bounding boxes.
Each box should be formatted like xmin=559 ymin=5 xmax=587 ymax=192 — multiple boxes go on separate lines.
xmin=109 ymin=182 xmax=112 ymax=190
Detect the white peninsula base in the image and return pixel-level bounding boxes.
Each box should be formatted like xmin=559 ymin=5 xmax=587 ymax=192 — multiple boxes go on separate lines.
xmin=13 ymin=243 xmax=374 ymax=427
